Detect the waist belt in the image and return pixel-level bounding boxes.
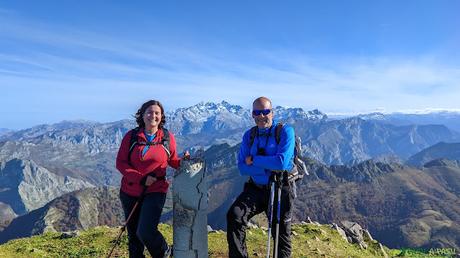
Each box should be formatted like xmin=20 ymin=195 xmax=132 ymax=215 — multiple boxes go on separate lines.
xmin=247 ymin=178 xmax=270 ymax=190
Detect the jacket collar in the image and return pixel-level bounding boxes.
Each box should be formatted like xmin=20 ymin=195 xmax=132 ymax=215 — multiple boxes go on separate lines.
xmin=138 ymin=127 xmax=163 ymax=141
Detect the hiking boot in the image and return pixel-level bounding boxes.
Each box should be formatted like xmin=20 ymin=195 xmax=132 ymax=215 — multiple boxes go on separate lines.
xmin=163 ymin=245 xmax=173 ymax=258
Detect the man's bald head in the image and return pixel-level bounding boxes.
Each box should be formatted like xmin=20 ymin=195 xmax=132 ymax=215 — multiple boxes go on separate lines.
xmin=252 ymin=96 xmax=274 ymax=128
xmin=252 ymin=97 xmax=272 ymax=110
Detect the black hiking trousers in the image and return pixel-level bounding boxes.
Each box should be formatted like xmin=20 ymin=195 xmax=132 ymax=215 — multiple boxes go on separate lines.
xmin=227 ymin=180 xmax=294 ymax=258
xmin=120 ymin=190 xmax=168 ymax=258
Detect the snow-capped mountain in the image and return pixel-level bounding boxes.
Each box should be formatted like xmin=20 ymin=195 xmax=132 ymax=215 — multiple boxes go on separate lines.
xmin=356 ymin=112 xmax=387 ymax=121
xmin=166 ymin=101 xmax=253 ymax=135
xmin=273 ymin=107 xmax=327 ymax=123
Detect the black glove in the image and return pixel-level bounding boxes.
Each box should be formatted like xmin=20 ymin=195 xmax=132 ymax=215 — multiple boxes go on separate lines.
xmin=270 ymin=171 xmax=283 ymax=183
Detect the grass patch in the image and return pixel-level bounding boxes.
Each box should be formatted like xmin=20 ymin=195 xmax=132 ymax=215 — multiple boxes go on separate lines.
xmin=390 ymin=247 xmax=457 ymax=258
xmin=0 ymin=224 xmax=454 ymax=257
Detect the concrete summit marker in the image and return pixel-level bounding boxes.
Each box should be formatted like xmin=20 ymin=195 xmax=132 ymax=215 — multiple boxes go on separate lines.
xmin=173 ymin=150 xmax=208 ymax=258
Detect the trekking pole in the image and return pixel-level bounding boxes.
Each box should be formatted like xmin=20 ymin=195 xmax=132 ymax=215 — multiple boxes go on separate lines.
xmin=107 ymin=185 xmax=148 ymax=258
xmin=266 ymin=177 xmax=276 ymax=258
xmin=273 ymin=173 xmax=282 ymax=258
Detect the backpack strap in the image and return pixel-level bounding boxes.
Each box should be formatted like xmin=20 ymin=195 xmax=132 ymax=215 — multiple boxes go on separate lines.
xmin=248 ymin=126 xmax=258 ymax=147
xmin=127 ymin=127 xmax=140 ymax=165
xmin=274 ymin=123 xmax=284 ymax=144
xmin=249 ymin=123 xmax=283 ymax=147
xmin=160 ymin=128 xmax=171 ymax=158
xmin=127 ymin=127 xmax=171 ymax=165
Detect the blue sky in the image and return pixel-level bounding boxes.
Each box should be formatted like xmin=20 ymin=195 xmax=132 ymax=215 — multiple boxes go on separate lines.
xmin=1 ymin=1 xmax=459 ymax=129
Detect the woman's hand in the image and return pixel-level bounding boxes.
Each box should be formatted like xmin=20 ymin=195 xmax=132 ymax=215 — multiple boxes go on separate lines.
xmin=143 ymin=175 xmax=157 ymax=186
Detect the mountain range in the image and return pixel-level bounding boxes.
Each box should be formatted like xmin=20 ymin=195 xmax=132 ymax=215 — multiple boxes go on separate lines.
xmin=3 ymin=143 xmax=459 ymax=249
xmin=0 ymin=187 xmax=122 ymax=244
xmin=407 ymin=142 xmax=460 ymax=167
xmin=0 ymin=158 xmax=93 ymax=230
xmin=203 ymin=142 xmax=460 ymax=250
xmin=343 ymin=110 xmax=460 ymax=133
xmin=1 ymin=101 xmax=458 ymax=166
xmin=0 ymin=101 xmax=459 ymax=250
xmin=295 ymin=158 xmax=460 ymax=249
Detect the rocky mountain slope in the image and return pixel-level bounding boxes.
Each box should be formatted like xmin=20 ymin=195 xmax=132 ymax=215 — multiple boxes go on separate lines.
xmin=295 ymin=117 xmax=460 ymax=165
xmin=0 ymin=158 xmax=93 ymax=217
xmin=407 ymin=142 xmax=460 ymax=166
xmin=294 ymin=159 xmax=460 ymax=250
xmin=0 ymin=120 xmax=134 ymax=186
xmin=203 ymin=143 xmax=460 ymax=250
xmin=0 ymin=187 xmax=121 ymax=244
xmin=2 ymin=139 xmax=459 ymax=250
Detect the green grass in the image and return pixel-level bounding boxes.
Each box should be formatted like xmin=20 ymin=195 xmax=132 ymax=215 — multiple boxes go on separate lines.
xmin=389 ymin=247 xmax=457 ymax=258
xmin=0 ymin=224 xmax=455 ymax=257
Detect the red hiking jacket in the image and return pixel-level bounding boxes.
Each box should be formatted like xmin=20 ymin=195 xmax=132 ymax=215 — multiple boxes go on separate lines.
xmin=116 ymin=128 xmax=181 ymax=197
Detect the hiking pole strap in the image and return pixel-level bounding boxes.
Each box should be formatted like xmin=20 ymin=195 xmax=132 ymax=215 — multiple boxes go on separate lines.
xmin=274 ymin=184 xmax=282 ymax=258
xmin=266 ymin=181 xmax=275 ymax=258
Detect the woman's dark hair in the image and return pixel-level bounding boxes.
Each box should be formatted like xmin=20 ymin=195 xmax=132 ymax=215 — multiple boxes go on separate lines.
xmin=134 ymin=100 xmax=166 ymax=129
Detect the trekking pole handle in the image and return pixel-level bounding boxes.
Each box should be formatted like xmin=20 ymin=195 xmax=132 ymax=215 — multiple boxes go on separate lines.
xmin=270 ymin=171 xmax=284 ymax=184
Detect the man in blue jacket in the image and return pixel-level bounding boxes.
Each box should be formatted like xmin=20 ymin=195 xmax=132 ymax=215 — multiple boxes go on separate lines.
xmin=227 ymin=96 xmax=295 ymax=258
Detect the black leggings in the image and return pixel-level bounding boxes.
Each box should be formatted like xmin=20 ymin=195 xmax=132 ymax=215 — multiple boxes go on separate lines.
xmin=120 ymin=190 xmax=167 ymax=258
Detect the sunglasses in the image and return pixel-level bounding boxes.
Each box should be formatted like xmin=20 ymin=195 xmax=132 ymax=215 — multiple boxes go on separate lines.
xmin=252 ymin=109 xmax=272 ymax=116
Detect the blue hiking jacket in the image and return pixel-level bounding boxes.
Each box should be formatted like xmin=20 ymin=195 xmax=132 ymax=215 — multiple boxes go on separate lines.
xmin=237 ymin=121 xmax=295 ymax=185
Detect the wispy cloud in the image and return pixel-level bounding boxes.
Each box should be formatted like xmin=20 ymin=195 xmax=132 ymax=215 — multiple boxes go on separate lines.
xmin=1 ymin=9 xmax=460 ymax=129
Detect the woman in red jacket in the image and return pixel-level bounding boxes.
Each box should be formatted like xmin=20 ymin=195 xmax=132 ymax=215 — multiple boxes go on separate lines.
xmin=116 ymin=99 xmax=182 ymax=258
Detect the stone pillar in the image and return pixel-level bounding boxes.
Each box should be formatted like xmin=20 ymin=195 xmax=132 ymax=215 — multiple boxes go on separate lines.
xmin=173 ymin=150 xmax=207 ymax=258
